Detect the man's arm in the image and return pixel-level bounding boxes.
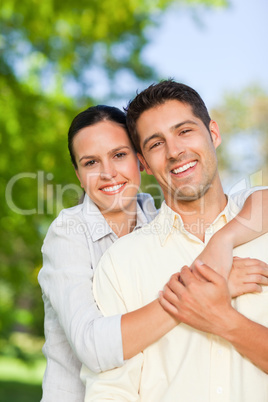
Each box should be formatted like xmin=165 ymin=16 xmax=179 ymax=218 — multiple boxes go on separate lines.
xmin=159 ymin=261 xmax=268 ymax=373
xmin=122 ymin=189 xmax=268 ymax=359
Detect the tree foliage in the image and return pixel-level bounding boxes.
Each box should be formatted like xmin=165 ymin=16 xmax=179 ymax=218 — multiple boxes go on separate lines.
xmin=0 ymin=0 xmax=227 ymax=343
xmin=211 ymin=86 xmax=268 ymax=185
xmin=1 ymin=0 xmax=227 ymax=100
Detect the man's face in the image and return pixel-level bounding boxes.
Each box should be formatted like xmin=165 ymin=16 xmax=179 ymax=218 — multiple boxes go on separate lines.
xmin=136 ymin=100 xmax=222 ymax=210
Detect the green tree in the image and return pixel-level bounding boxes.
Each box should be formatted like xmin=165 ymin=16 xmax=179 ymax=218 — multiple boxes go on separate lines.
xmin=0 ymin=0 xmax=227 ymax=346
xmin=211 ymin=85 xmax=268 ymax=186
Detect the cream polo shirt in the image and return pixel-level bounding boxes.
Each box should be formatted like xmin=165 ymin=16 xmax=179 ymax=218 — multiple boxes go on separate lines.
xmin=82 ymin=191 xmax=268 ymax=402
xmin=38 ymin=193 xmax=157 ymax=402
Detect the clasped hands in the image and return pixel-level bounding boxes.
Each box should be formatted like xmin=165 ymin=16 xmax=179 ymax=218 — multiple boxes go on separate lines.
xmin=159 ymin=257 xmax=268 ymax=336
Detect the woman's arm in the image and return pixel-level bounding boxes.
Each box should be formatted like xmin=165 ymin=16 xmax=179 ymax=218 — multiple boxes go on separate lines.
xmin=192 ymin=189 xmax=268 ymax=278
xmin=159 ymin=262 xmax=268 ymax=373
xmin=121 ymin=300 xmax=177 ymax=360
xmin=40 ymin=190 xmax=268 ymax=372
xmin=39 ymin=213 xmax=123 ymax=373
xmin=121 ymin=190 xmax=268 ymax=360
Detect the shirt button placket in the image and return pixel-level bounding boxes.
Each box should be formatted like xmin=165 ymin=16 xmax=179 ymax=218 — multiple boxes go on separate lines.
xmin=210 ymin=336 xmax=228 ymax=402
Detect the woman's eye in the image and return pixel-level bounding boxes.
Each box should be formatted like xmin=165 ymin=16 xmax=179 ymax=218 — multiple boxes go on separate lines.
xmin=85 ymin=160 xmax=96 ymax=166
xmin=115 ymin=152 xmax=126 ymax=159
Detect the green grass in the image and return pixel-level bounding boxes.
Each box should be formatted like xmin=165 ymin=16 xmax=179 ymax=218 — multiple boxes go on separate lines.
xmin=0 ymin=356 xmax=45 ymax=402
xmin=0 ymin=380 xmax=43 ymax=402
xmin=0 ymin=333 xmax=46 ymax=402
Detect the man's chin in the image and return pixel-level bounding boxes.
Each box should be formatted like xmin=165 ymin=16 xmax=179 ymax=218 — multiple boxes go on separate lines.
xmin=174 ymin=186 xmax=211 ymax=202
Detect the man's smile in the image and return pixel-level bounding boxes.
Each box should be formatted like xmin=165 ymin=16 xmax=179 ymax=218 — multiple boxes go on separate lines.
xmin=171 ymin=161 xmax=197 ymax=175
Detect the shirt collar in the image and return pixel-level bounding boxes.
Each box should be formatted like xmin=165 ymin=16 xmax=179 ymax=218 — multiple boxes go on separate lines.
xmin=152 ymin=202 xmax=178 ymax=246
xmin=155 ymin=195 xmax=242 ymax=246
xmin=82 ymin=194 xmax=114 ymax=242
xmin=82 ymin=194 xmax=150 ymax=242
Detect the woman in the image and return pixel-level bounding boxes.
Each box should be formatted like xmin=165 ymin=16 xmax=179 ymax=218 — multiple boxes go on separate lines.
xmin=38 ymin=105 xmax=268 ymax=401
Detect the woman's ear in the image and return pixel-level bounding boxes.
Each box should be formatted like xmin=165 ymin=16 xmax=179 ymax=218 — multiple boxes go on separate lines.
xmin=75 ymin=169 xmax=84 ymax=188
xmin=137 ymin=153 xmax=153 ymax=175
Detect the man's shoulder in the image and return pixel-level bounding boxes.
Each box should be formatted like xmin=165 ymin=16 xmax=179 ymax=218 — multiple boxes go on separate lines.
xmin=102 ymin=216 xmax=160 ymax=262
xmin=234 ymin=232 xmax=268 ymax=265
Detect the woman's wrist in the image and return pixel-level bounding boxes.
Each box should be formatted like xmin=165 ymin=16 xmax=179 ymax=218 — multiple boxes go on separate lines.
xmin=214 ymin=221 xmax=236 ymax=249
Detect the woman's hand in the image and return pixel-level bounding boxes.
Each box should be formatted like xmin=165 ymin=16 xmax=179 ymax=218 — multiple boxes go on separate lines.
xmin=228 ymin=257 xmax=268 ymax=297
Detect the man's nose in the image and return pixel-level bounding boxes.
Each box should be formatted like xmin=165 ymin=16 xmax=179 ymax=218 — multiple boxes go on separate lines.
xmin=166 ymin=138 xmax=183 ymax=160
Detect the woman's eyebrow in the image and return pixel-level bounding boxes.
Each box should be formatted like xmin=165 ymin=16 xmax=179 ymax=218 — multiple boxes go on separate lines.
xmin=79 ymin=155 xmax=95 ymax=162
xmin=108 ymin=145 xmax=131 ymax=155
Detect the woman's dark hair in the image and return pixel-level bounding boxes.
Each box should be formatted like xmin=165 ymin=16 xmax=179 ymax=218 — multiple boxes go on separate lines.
xmin=68 ymin=105 xmax=127 ymax=169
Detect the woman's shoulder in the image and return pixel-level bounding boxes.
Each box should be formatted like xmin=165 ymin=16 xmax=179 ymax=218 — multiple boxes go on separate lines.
xmin=43 ymin=203 xmax=85 ymax=243
xmin=137 ymin=192 xmax=158 ymax=221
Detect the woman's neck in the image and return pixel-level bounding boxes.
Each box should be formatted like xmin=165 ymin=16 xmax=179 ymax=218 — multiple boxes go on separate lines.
xmin=102 ymin=202 xmax=137 ymax=238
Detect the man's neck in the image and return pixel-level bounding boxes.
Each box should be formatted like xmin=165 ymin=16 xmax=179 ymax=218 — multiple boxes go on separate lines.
xmin=167 ymin=185 xmax=227 ymax=242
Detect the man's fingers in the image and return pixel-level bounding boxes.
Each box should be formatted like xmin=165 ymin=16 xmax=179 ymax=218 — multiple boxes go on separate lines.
xmin=179 ymin=266 xmax=196 ymax=286
xmin=194 ymin=260 xmax=224 ymax=285
xmin=165 ymin=273 xmax=186 ymax=297
xmin=159 ymin=291 xmax=181 ymax=316
xmin=162 ymin=283 xmax=181 ymax=305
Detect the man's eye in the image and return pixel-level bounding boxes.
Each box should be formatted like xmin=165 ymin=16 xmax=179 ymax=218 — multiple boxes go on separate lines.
xmin=180 ymin=129 xmax=191 ymax=135
xmin=150 ymin=142 xmax=162 ymax=150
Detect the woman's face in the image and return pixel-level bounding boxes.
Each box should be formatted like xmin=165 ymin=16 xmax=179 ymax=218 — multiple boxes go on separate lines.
xmin=73 ymin=120 xmax=141 ymax=216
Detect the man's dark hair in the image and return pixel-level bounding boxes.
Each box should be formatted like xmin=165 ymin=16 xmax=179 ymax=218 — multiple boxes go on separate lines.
xmin=125 ymin=80 xmax=211 ymax=154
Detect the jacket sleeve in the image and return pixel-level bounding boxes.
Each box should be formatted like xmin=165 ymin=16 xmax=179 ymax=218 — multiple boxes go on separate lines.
xmin=38 ymin=212 xmax=123 ymax=373
xmin=228 ymin=185 xmax=268 ymax=209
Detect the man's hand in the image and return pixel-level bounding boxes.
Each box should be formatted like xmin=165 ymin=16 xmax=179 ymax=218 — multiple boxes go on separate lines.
xmin=228 ymin=257 xmax=268 ymax=297
xmin=160 ymin=260 xmax=268 ymax=373
xmin=159 ymin=261 xmax=234 ymax=336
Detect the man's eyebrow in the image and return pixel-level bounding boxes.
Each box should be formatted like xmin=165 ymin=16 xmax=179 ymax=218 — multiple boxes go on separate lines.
xmin=170 ymin=120 xmax=198 ymax=131
xmin=142 ymin=134 xmax=162 ymax=150
xmin=142 ymin=120 xmax=198 ymax=150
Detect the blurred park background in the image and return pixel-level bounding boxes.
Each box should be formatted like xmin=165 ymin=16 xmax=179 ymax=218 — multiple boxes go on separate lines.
xmin=0 ymin=0 xmax=267 ymax=400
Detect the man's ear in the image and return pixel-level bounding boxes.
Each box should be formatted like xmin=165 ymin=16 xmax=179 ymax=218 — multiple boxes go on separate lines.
xmin=137 ymin=153 xmax=153 ymax=175
xmin=75 ymin=169 xmax=84 ymax=188
xmin=139 ymin=160 xmax=145 ymax=172
xmin=209 ymin=120 xmax=222 ymax=149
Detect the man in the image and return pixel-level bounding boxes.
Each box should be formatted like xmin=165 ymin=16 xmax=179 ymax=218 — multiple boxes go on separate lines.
xmin=81 ymin=80 xmax=268 ymax=401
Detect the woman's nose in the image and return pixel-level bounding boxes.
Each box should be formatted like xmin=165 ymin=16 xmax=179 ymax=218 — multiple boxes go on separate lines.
xmin=100 ymin=162 xmax=117 ymax=180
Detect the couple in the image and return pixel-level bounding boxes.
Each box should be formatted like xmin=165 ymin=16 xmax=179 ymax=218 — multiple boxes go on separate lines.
xmin=39 ymin=80 xmax=268 ymax=401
